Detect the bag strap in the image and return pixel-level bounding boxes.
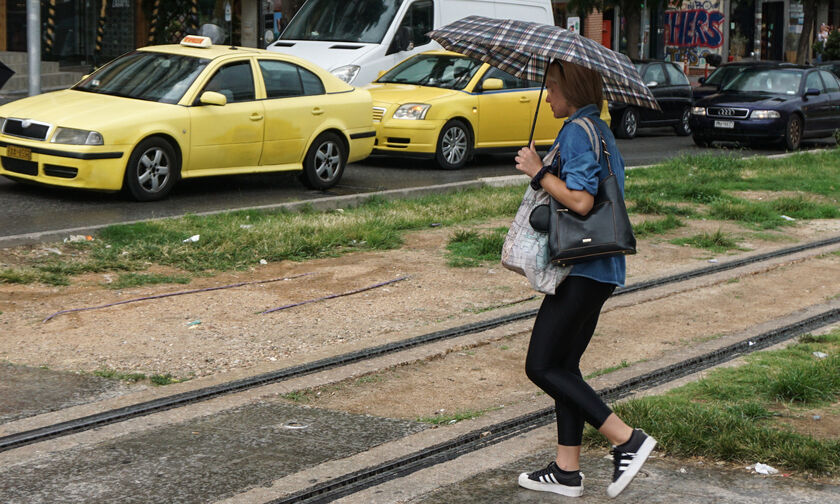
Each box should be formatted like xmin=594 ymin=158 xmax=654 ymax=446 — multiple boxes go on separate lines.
xmin=571 ymin=117 xmax=614 ymax=177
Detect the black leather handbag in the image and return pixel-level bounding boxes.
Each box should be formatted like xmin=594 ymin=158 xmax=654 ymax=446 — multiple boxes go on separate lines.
xmin=529 ymin=118 xmax=636 ymax=266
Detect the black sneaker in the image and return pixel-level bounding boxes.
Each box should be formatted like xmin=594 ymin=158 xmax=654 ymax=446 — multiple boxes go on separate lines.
xmin=607 ymin=429 xmax=657 ymax=498
xmin=518 ymin=461 xmax=584 ymax=497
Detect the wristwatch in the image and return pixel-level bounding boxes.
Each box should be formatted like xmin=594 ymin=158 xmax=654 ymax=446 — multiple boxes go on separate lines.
xmin=530 ymin=165 xmax=551 ymax=190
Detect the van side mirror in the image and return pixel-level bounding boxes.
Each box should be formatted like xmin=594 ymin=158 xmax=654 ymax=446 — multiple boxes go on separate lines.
xmin=481 ymin=78 xmax=504 ymax=91
xmin=199 ymin=91 xmax=227 ymax=106
xmin=387 ymin=26 xmax=413 ymax=55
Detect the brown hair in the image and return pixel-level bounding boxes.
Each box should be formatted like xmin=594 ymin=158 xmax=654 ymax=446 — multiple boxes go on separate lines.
xmin=547 ymin=59 xmax=604 ymax=109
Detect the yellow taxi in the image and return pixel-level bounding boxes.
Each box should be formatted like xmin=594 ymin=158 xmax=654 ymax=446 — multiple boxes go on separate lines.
xmin=366 ymin=50 xmax=611 ymax=170
xmin=0 ymin=36 xmax=375 ymax=201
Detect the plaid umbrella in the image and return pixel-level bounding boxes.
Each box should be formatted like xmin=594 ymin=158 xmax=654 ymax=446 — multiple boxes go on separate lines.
xmin=428 ymin=15 xmax=659 ymax=112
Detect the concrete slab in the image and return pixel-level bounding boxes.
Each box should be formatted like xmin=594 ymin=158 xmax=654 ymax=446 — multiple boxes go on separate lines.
xmin=0 ymin=362 xmax=130 ymax=424
xmin=0 ymin=401 xmax=426 ymax=504
xmin=409 ymin=451 xmax=840 ymax=504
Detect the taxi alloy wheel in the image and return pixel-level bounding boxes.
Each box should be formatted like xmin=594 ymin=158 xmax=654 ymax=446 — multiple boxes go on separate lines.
xmin=616 ymin=107 xmax=638 ymax=139
xmin=784 ymin=114 xmax=802 ymax=151
xmin=124 ymin=137 xmax=179 ymax=202
xmin=301 ymin=132 xmax=346 ymax=190
xmin=436 ymin=119 xmax=472 ymax=170
xmin=674 ymin=107 xmax=692 ymax=136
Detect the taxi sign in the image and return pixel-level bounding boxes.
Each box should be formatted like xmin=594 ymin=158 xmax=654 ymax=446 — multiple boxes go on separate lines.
xmin=180 ymin=35 xmax=212 ymax=48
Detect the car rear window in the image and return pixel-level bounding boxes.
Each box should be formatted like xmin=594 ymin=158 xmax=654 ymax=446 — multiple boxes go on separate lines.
xmin=258 ymin=60 xmax=325 ymax=98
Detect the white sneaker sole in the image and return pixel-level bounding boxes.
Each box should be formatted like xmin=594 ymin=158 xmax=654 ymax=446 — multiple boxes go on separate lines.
xmin=518 ymin=472 xmax=584 ymax=497
xmin=606 ymin=436 xmax=657 ymax=498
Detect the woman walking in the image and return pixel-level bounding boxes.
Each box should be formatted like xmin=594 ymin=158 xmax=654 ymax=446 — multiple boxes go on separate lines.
xmin=513 ymin=59 xmax=656 ymax=499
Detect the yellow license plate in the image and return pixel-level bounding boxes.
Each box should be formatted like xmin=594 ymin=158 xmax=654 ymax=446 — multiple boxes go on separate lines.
xmin=6 ymin=145 xmax=32 ymax=161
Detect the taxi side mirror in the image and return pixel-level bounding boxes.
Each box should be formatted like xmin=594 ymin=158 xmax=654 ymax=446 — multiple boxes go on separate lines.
xmin=481 ymin=78 xmax=504 ymax=91
xmin=199 ymin=91 xmax=227 ymax=106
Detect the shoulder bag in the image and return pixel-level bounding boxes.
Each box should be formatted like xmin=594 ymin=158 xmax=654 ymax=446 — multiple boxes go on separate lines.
xmin=529 ymin=117 xmax=636 ymax=266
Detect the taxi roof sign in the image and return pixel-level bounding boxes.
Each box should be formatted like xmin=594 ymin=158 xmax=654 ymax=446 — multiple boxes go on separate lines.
xmin=181 ymin=35 xmax=212 ymax=48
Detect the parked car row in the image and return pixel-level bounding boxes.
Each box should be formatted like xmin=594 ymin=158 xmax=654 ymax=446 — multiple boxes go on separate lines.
xmin=3 ymin=30 xmax=840 ymax=202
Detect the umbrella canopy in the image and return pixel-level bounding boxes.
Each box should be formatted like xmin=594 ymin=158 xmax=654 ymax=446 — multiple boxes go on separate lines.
xmin=428 ymin=15 xmax=660 ymax=111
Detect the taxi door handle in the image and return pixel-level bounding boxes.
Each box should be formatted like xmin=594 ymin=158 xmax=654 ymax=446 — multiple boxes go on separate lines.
xmin=519 ymin=97 xmax=531 ymax=103
xmin=312 ymin=107 xmax=324 ymax=115
xmin=249 ymin=113 xmax=264 ymax=121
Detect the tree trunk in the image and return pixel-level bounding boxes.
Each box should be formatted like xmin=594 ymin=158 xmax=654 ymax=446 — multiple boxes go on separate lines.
xmin=796 ymin=0 xmax=816 ymax=64
xmin=624 ymin=5 xmax=641 ymax=59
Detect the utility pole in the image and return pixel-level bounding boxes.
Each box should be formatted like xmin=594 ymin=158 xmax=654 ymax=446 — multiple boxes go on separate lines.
xmin=27 ymin=0 xmax=41 ymax=95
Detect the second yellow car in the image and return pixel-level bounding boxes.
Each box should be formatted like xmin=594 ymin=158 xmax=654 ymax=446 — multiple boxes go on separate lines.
xmin=366 ymin=50 xmax=611 ymax=170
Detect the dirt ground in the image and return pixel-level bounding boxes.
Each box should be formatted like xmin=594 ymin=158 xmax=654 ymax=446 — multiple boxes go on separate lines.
xmin=1 ymin=209 xmax=839 ymax=382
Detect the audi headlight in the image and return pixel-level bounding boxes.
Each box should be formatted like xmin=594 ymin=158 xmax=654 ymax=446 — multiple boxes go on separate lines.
xmin=331 ymin=65 xmax=361 ymax=84
xmin=51 ymin=127 xmax=104 ymax=145
xmin=393 ymin=104 xmax=431 ymax=120
xmin=691 ymin=107 xmax=706 ymax=116
xmin=750 ymin=110 xmax=780 ymax=119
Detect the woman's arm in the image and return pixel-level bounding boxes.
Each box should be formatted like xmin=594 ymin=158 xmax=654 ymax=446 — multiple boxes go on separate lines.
xmin=515 ymin=142 xmax=595 ymax=215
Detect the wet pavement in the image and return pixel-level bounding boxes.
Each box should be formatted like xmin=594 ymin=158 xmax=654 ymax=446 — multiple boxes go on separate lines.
xmin=0 ymin=362 xmax=130 ymax=424
xmin=0 ymin=400 xmax=426 ymax=503
xmin=410 ymin=451 xmax=840 ymax=504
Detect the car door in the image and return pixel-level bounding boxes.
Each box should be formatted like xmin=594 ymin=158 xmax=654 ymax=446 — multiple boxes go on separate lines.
xmin=640 ymin=63 xmax=668 ymax=124
xmin=475 ymin=66 xmax=533 ymax=147
xmin=664 ymin=62 xmax=693 ymax=118
xmin=257 ymin=59 xmax=327 ymax=167
xmin=188 ymin=59 xmax=264 ymax=173
xmin=818 ymin=70 xmax=840 ymax=130
xmin=801 ymin=70 xmax=830 ymax=133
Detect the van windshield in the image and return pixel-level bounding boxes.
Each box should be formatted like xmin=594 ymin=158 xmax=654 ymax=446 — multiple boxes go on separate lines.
xmin=281 ymin=0 xmax=404 ymax=44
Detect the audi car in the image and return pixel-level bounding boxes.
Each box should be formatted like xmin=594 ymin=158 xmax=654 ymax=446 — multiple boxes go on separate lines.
xmin=689 ymin=65 xmax=840 ymax=149
xmin=693 ymin=61 xmax=795 ymax=101
xmin=0 ymin=36 xmax=375 ymax=201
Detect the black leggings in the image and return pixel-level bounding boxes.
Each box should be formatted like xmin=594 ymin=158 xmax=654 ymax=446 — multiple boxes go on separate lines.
xmin=525 ymin=275 xmax=615 ymax=446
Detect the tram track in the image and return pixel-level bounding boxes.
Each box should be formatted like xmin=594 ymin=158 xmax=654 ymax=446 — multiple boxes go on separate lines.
xmin=1 ymin=235 xmax=839 ymax=454
xmin=270 ymin=305 xmax=840 ymax=504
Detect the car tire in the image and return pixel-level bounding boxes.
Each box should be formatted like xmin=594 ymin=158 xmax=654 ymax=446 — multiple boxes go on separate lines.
xmin=674 ymin=107 xmax=692 ymax=136
xmin=300 ymin=131 xmax=346 ymax=190
xmin=692 ymin=133 xmax=710 ymax=148
xmin=783 ymin=114 xmax=802 ymax=151
xmin=435 ymin=119 xmax=472 ymax=170
xmin=614 ymin=107 xmax=638 ymax=139
xmin=123 ymin=137 xmax=180 ymax=202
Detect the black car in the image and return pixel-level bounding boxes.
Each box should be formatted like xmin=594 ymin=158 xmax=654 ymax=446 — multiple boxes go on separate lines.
xmin=818 ymin=60 xmax=840 ymax=79
xmin=609 ymin=60 xmax=693 ymax=139
xmin=689 ymin=65 xmax=840 ymax=150
xmin=693 ymin=61 xmax=794 ymax=101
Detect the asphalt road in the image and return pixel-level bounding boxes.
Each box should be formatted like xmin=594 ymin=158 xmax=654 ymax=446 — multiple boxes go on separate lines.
xmin=0 ymin=129 xmax=834 ymax=244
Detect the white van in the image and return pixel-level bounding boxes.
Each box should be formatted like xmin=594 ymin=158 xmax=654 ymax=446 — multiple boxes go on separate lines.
xmin=266 ymin=0 xmax=554 ymax=86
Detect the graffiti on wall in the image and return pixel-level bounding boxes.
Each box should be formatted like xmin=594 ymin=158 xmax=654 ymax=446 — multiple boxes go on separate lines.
xmin=664 ymin=0 xmax=725 ymax=65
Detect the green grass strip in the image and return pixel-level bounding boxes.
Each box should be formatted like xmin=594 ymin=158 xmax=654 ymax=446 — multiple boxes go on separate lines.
xmin=583 ymin=330 xmax=840 ymax=474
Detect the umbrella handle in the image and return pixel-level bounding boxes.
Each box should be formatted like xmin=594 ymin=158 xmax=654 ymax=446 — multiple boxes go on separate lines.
xmin=528 ymin=70 xmax=548 ymax=147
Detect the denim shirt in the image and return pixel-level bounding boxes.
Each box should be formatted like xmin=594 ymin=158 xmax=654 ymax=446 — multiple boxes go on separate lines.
xmin=548 ymin=104 xmax=627 ymax=287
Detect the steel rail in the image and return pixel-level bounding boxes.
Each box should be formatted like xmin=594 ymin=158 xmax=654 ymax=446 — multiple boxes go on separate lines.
xmin=1 ymin=235 xmax=839 ymax=453
xmin=270 ymin=306 xmax=840 ymax=504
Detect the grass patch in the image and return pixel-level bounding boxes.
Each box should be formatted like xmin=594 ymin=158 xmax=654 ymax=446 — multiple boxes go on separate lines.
xmin=108 ymin=273 xmax=192 ymax=289
xmin=670 ymin=229 xmax=747 ymax=253
xmin=633 ymin=214 xmax=685 ymax=238
xmin=149 ymin=373 xmax=178 ymax=386
xmin=445 ymin=228 xmax=507 ymax=268
xmin=583 ymin=330 xmax=840 ymax=474
xmin=93 ymin=368 xmax=147 ymax=383
xmin=585 ymin=360 xmax=630 ymax=379
xmin=417 ymin=408 xmax=494 ymax=425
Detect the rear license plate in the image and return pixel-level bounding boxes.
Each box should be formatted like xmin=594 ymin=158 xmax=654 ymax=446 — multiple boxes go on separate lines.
xmin=6 ymin=145 xmax=32 ymax=161
xmin=714 ymin=120 xmax=734 ymax=129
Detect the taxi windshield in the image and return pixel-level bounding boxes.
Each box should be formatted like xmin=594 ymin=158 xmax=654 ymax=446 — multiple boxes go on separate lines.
xmin=377 ymin=54 xmax=482 ymax=90
xmin=723 ymin=68 xmax=803 ymax=95
xmin=281 ymin=0 xmax=403 ymax=43
xmin=73 ymin=51 xmax=209 ymax=103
